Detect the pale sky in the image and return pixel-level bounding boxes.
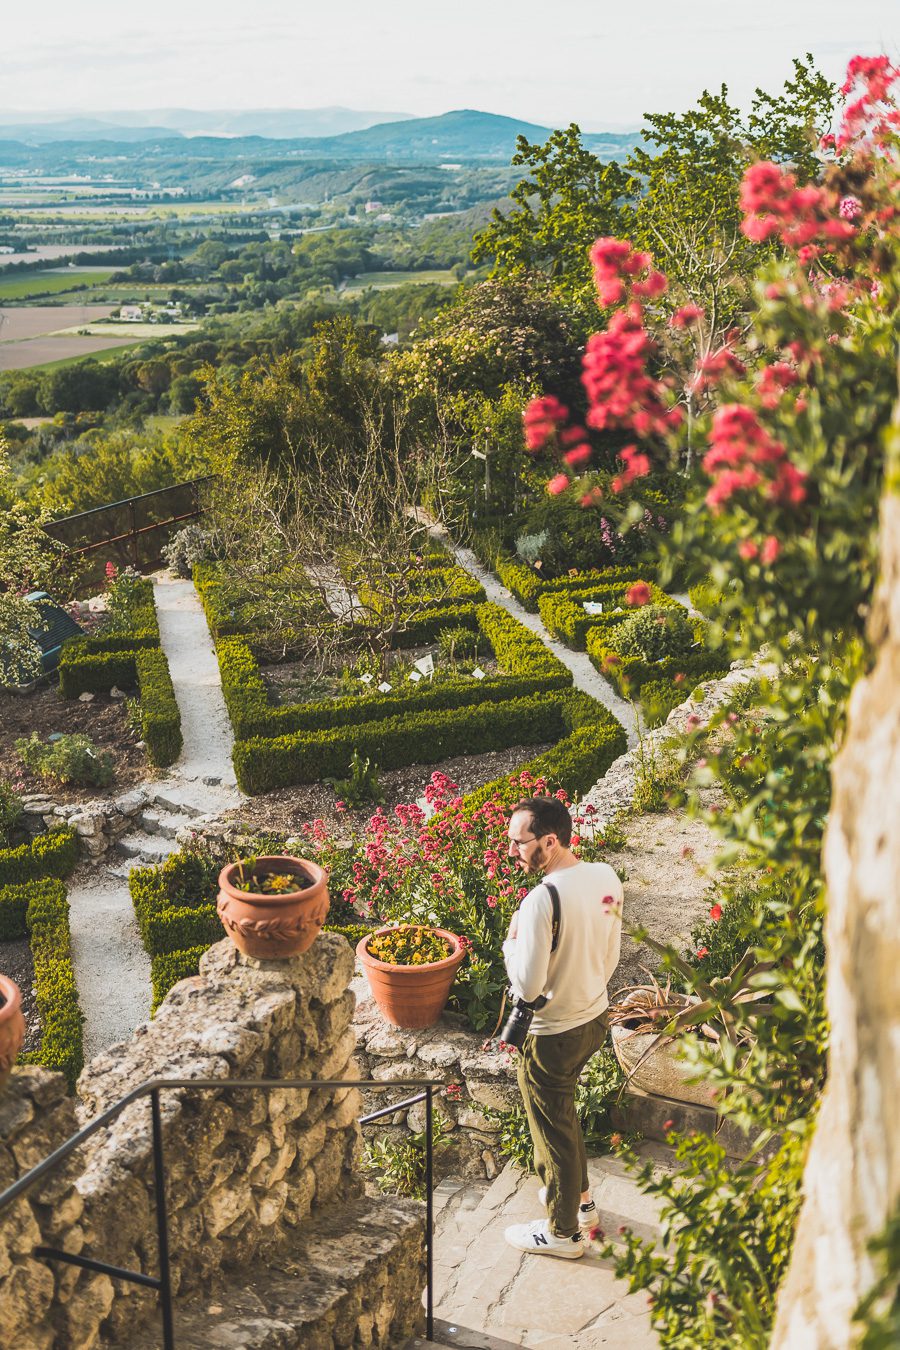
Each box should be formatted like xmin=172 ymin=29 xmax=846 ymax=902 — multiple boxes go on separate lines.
xmin=1 ymin=0 xmax=898 ymax=129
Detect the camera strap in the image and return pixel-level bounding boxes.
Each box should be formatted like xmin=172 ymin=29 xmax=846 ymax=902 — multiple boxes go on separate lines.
xmin=544 ymin=882 xmax=561 ymax=952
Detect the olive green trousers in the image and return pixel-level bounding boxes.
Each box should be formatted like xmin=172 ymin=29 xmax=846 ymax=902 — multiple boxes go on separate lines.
xmin=517 ymin=1013 xmax=608 ymax=1238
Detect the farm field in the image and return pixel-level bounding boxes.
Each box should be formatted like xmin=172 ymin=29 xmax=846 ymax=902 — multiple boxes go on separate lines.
xmin=0 ymin=270 xmax=114 ymax=300
xmin=70 ymin=320 xmax=199 ymax=338
xmin=0 ymin=305 xmax=117 ymax=340
xmin=0 ymin=244 xmax=128 ymax=266
xmin=0 ymin=334 xmax=141 ymax=371
xmin=342 ymin=268 xmax=458 ymax=292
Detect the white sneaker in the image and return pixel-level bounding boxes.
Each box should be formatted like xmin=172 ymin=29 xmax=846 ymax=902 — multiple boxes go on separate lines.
xmin=537 ymin=1187 xmax=598 ymax=1235
xmin=504 ymin=1218 xmax=585 ymax=1259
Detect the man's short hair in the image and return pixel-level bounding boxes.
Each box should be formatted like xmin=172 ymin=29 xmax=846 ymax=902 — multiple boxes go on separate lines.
xmin=510 ymin=796 xmax=573 ymax=847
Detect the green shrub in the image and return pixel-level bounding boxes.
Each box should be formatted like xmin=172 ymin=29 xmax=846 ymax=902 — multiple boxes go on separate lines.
xmin=615 ymin=604 xmax=695 ymax=662
xmin=388 ymin=603 xmax=480 ymax=646
xmin=151 ymin=945 xmax=208 ymax=1011
xmin=476 ymin=603 xmax=571 ymax=683
xmin=130 ymin=854 xmax=221 ymax=955
xmin=495 ymin=556 xmax=545 ymax=610
xmin=688 ymin=577 xmax=725 ymax=616
xmin=14 ymin=879 xmax=84 ymax=1089
xmin=0 ymin=780 xmax=24 ymax=847
xmin=0 ymin=882 xmax=29 ymax=939
xmin=0 ymin=829 xmax=79 ymax=890
xmin=586 ymin=623 xmax=725 ymax=696
xmin=639 ymin=679 xmax=689 ymax=728
xmin=437 ymin=626 xmax=482 ymax=661
xmin=539 ymin=584 xmax=675 ymax=651
xmin=58 ymin=644 xmax=139 ymax=697
xmin=135 ymin=648 xmax=182 ymax=767
xmin=16 ymin=732 xmax=114 ymax=788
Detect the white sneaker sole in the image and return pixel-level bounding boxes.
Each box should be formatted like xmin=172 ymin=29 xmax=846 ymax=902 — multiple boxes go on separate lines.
xmin=504 ymin=1226 xmax=585 ymax=1259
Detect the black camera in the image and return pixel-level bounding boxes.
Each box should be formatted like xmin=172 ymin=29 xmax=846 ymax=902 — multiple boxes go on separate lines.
xmin=500 ymin=991 xmax=552 ymax=1049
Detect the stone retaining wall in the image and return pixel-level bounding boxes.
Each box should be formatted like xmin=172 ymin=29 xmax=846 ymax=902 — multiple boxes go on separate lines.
xmin=19 ymin=788 xmax=149 ymax=859
xmin=352 ymin=982 xmax=520 ymax=1182
xmin=0 ymin=935 xmax=424 ymax=1348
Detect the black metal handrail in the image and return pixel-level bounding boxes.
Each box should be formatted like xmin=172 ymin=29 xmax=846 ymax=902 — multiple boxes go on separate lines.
xmin=45 ymin=477 xmax=218 ymax=527
xmin=42 ymin=476 xmax=218 ymax=566
xmin=0 ymin=1076 xmax=440 ymax=1348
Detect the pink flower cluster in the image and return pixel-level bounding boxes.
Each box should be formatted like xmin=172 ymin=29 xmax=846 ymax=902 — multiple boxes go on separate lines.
xmin=523 ymin=394 xmax=569 ymax=452
xmin=582 ymin=306 xmax=678 ymax=440
xmin=590 ymin=237 xmax=667 ymax=309
xmin=703 ymin=404 xmax=807 ymax=515
xmin=836 ymin=55 xmax=900 ymax=152
xmin=740 ymin=160 xmax=858 ymax=252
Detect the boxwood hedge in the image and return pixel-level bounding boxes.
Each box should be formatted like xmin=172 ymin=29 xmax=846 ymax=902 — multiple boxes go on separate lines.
xmin=0 ymin=828 xmax=78 ymax=890
xmin=586 ymin=620 xmax=727 ymax=695
xmin=538 ymin=582 xmax=675 ymax=651
xmin=8 ymin=878 xmax=84 ymax=1089
xmin=58 ymin=645 xmax=181 ymax=769
xmin=495 ymin=557 xmax=643 ymax=612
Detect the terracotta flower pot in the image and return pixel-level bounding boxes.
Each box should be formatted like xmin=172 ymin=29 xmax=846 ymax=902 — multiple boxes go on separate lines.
xmin=217 ymin=855 xmax=329 ymax=959
xmin=611 ymin=1023 xmax=719 ymax=1107
xmin=0 ymin=976 xmax=26 ymax=1090
xmin=357 ymin=926 xmax=466 ymax=1030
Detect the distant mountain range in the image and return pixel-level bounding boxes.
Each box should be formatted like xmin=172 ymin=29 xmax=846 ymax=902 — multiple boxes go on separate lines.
xmin=0 ymin=108 xmax=639 ymax=163
xmin=0 ymin=107 xmax=415 ymax=142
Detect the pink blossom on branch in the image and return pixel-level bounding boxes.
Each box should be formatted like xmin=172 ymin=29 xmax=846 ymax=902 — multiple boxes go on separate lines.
xmin=670 ymin=304 xmax=705 ymax=329
xmin=740 ymin=160 xmax=858 ymax=252
xmin=523 ymin=394 xmax=569 ymax=452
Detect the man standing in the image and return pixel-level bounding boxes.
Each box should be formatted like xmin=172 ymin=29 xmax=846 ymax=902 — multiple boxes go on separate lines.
xmin=501 ymin=796 xmax=623 ymax=1259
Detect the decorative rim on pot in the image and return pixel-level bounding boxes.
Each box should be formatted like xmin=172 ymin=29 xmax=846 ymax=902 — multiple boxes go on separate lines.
xmin=357 ymin=925 xmax=466 ymax=973
xmin=218 ymin=855 xmax=326 ymax=902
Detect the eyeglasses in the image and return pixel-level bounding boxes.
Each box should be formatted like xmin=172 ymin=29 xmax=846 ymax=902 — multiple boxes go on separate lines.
xmin=508 ymin=835 xmax=541 ymax=850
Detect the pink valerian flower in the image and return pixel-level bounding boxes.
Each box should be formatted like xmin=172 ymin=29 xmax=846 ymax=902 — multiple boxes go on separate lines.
xmin=610 ymin=444 xmax=652 ymax=494
xmin=702 ymin=403 xmax=806 ymax=514
xmin=709 ymin=904 xmax=723 ymax=921
xmin=756 ymin=362 xmax=799 ymax=410
xmin=546 ymin=473 xmax=570 ymax=496
xmin=739 ymin=539 xmax=759 ymax=561
xmin=761 ymin=535 xmax=781 ymax=565
xmin=670 ymin=303 xmax=705 ymax=329
xmin=839 ymin=195 xmax=863 ymax=220
xmin=625 ymin=581 xmax=651 ymax=607
xmin=837 ymin=56 xmax=900 ymax=152
xmin=696 ymin=947 xmax=710 ymax=959
xmin=523 ymin=394 xmax=569 ymax=451
xmin=581 ymin=302 xmax=676 ymax=440
xmin=740 ymin=160 xmax=858 ymax=252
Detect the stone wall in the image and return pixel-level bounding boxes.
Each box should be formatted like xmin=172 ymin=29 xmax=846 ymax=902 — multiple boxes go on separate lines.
xmin=0 ymin=935 xmax=425 ymax=1348
xmin=353 ymin=982 xmax=519 ymax=1182
xmin=19 ymin=787 xmax=148 ymax=859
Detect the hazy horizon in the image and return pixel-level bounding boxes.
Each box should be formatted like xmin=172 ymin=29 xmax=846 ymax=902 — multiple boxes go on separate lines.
xmin=2 ymin=1 xmax=898 ymax=130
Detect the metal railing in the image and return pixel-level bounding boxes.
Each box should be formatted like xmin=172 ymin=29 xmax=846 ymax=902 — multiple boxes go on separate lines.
xmin=43 ymin=476 xmax=216 ymax=568
xmin=0 ymin=1075 xmax=440 ymax=1348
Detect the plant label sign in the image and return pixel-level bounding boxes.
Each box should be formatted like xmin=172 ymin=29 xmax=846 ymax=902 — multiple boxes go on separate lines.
xmin=359 ymin=672 xmax=374 ymax=684
xmin=582 ymin=601 xmax=604 ymax=615
xmin=409 ymin=671 xmax=423 ymax=682
xmin=378 ymin=682 xmax=392 ymax=692
xmin=471 ymin=666 xmax=486 ymax=680
xmin=414 ymin=654 xmax=435 ymax=678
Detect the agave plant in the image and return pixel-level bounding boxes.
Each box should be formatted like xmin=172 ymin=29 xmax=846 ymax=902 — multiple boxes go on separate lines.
xmin=609 ymin=934 xmax=777 ymax=1087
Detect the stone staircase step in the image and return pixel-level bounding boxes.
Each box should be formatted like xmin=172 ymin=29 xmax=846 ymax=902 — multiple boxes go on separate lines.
xmin=125 ymin=1195 xmax=425 ymax=1349
xmin=150 ymin=786 xmax=207 ymax=818
xmin=116 ymin=831 xmax=176 ymax=863
xmin=139 ymin=807 xmax=191 ymax=840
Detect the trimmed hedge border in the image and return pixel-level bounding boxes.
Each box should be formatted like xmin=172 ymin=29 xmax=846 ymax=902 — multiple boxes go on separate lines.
xmin=4 ymin=878 xmax=84 ymax=1089
xmin=585 ymin=619 xmax=727 ymax=695
xmin=151 ymin=945 xmax=208 ymax=1012
xmin=538 ymin=582 xmax=675 ymax=651
xmin=495 ymin=557 xmax=643 ymax=612
xmin=358 ymin=565 xmax=486 ymax=616
xmin=58 ymin=645 xmax=182 ymax=769
xmin=0 ymin=828 xmax=78 ymax=890
xmin=217 ymin=602 xmax=571 ymax=741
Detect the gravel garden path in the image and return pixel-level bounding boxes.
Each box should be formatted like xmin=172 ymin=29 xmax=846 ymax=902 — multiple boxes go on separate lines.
xmin=67 ymin=573 xmax=243 ymax=1061
xmin=432 ymin=530 xmax=640 ymax=748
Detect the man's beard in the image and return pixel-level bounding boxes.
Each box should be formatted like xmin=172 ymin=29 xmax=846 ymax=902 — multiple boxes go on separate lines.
xmin=521 ymin=842 xmax=548 ymax=874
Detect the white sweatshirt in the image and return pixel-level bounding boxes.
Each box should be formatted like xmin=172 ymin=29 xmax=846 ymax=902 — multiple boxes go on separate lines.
xmin=502 ymin=860 xmax=624 ymax=1035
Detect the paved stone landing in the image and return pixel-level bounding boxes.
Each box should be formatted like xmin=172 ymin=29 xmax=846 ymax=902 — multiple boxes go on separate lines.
xmin=432 ymin=1153 xmax=668 ymax=1348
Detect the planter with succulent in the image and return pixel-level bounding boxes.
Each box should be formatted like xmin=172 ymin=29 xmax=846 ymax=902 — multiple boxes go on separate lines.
xmin=217 ymin=854 xmax=329 ymax=959
xmin=357 ymin=923 xmax=467 ymax=1030
xmin=0 ymin=975 xmax=26 ymax=1090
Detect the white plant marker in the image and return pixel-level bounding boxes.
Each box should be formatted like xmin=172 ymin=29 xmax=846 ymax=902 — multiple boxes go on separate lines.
xmin=414 ymin=654 xmax=435 ymax=679
xmin=409 ymin=671 xmax=423 ymax=682
xmin=378 ymin=682 xmax=392 ymax=692
xmin=472 ymin=666 xmax=486 ymax=680
xmin=360 ymin=672 xmax=374 ymax=684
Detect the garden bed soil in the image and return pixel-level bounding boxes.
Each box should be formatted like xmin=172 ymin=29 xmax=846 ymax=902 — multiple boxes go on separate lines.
xmin=223 ymin=741 xmax=554 ymax=837
xmin=260 ymin=647 xmax=501 ymax=706
xmin=0 ymin=938 xmax=40 ymax=1054
xmin=0 ymin=684 xmax=147 ymax=803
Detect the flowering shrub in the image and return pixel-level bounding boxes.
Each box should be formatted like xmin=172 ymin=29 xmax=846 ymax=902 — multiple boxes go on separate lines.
xmin=614 ymin=604 xmax=695 ymax=662
xmin=311 ymin=770 xmax=609 ymax=1031
xmin=514 ymin=53 xmax=900 ymax=1348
